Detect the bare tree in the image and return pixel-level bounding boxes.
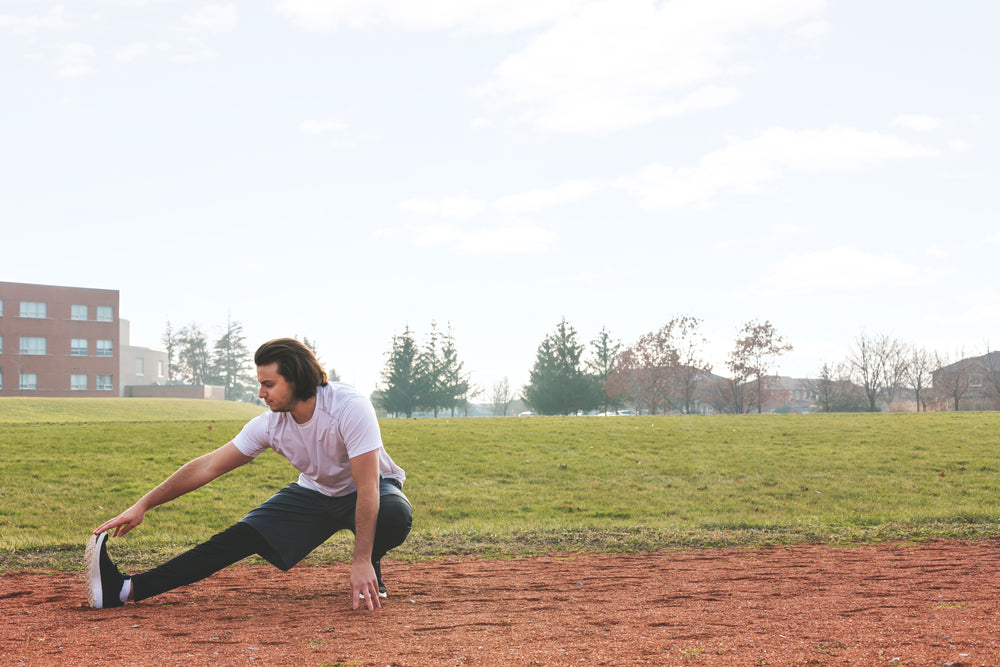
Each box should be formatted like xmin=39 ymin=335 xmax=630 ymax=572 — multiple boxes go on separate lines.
xmin=932 ymin=350 xmax=971 ymax=411
xmin=883 ymin=342 xmax=912 ymax=407
xmin=981 ymin=342 xmax=1000 ymax=406
xmin=605 ymin=316 xmax=710 ymax=414
xmin=490 ymin=377 xmax=517 ymax=416
xmin=606 ymin=334 xmax=676 ymax=415
xmin=161 ymin=321 xmax=179 ymax=382
xmin=904 ymin=345 xmax=934 ymax=412
xmin=673 ymin=316 xmax=712 ymax=414
xmin=806 ymin=362 xmax=838 ymax=413
xmin=719 ymin=362 xmax=752 ymax=414
xmin=846 ymin=332 xmax=906 ymax=412
xmin=805 ymin=362 xmax=867 ymax=413
xmin=726 ymin=320 xmax=793 ymax=414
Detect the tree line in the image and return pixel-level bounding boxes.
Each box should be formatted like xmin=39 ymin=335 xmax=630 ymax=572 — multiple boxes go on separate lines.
xmin=161 ymin=316 xmax=997 ymax=416
xmin=375 ymin=316 xmax=794 ymax=417
xmin=807 ymin=334 xmax=1000 ymax=413
xmin=377 ymin=318 xmax=998 ymax=417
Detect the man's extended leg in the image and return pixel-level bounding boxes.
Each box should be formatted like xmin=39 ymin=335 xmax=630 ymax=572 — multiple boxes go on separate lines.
xmin=129 ymin=522 xmax=270 ymax=601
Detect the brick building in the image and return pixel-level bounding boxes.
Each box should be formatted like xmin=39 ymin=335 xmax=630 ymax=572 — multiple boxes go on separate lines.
xmin=0 ymin=281 xmax=121 ymax=397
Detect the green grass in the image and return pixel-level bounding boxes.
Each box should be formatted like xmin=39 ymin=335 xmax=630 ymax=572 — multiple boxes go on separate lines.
xmin=0 ymin=397 xmax=265 ymax=424
xmin=2 ymin=399 xmax=999 ymax=572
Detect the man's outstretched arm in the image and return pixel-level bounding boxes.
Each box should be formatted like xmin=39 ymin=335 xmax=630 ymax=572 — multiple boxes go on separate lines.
xmin=93 ymin=442 xmax=253 ymax=538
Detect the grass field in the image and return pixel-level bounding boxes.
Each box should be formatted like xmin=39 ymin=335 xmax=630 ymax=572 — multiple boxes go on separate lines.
xmin=2 ymin=398 xmax=999 ymax=572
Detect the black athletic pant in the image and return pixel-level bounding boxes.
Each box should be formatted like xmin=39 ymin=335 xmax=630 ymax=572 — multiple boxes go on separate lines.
xmin=131 ymin=485 xmax=412 ymax=602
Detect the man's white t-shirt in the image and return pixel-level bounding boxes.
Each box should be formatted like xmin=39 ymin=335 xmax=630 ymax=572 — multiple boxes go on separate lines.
xmin=232 ymin=383 xmax=405 ymax=497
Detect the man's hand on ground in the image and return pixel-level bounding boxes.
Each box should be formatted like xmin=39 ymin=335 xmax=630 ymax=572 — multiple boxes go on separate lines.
xmin=350 ymin=561 xmax=380 ymax=610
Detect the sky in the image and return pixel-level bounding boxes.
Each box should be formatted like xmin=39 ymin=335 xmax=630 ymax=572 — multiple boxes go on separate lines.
xmin=3 ymin=1 xmax=998 ymax=400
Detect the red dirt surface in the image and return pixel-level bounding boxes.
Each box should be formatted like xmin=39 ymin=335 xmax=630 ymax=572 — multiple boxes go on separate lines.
xmin=3 ymin=540 xmax=999 ymax=666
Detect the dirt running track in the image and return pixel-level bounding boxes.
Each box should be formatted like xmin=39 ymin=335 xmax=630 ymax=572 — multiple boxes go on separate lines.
xmin=3 ymin=540 xmax=1000 ymax=666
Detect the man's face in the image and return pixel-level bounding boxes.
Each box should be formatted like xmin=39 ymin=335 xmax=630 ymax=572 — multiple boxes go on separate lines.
xmin=257 ymin=362 xmax=295 ymax=412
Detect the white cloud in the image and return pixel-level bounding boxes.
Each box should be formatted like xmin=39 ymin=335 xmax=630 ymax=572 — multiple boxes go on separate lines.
xmin=949 ymin=138 xmax=970 ymax=152
xmin=617 ymin=126 xmax=937 ymax=210
xmin=116 ymin=42 xmax=170 ymax=61
xmin=278 ymin=0 xmax=825 ymax=133
xmin=891 ymin=114 xmax=941 ymax=132
xmin=486 ymin=0 xmax=825 ymax=132
xmin=408 ymin=222 xmax=557 ymax=254
xmin=932 ymin=303 xmax=1000 ymax=327
xmin=757 ymin=246 xmax=922 ymax=296
xmin=184 ymin=4 xmax=237 ymax=32
xmin=925 ymin=290 xmax=1000 ymax=333
xmin=495 ymin=179 xmax=598 ymax=214
xmin=275 ymin=0 xmax=585 ymax=33
xmin=773 ymin=223 xmax=808 ymax=236
xmin=400 ymin=194 xmax=487 ymax=219
xmin=456 ymin=224 xmax=558 ymax=254
xmin=470 ymin=117 xmax=494 ymax=130
xmin=401 ymin=182 xmax=585 ymax=253
xmin=298 ymin=118 xmax=349 ymax=134
xmin=986 ymin=232 xmax=1000 ymax=244
xmin=410 ymin=224 xmax=462 ymax=247
xmin=795 ymin=20 xmax=832 ymax=38
xmin=0 ymin=5 xmax=66 ymax=35
xmin=403 ymin=180 xmax=597 ymax=218
xmin=55 ymin=42 xmax=94 ymax=77
xmin=925 ymin=246 xmax=948 ymax=258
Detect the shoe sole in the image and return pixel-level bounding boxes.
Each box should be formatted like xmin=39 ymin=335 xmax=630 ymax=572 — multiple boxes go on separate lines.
xmin=84 ymin=533 xmax=105 ymax=609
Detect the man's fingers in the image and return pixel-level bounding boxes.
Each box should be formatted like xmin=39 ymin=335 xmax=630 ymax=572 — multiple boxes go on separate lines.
xmin=93 ymin=515 xmax=135 ymax=537
xmin=354 ymin=588 xmax=379 ymax=610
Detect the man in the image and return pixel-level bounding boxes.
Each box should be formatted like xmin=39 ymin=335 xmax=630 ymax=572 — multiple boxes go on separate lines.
xmin=86 ymin=338 xmax=412 ymax=611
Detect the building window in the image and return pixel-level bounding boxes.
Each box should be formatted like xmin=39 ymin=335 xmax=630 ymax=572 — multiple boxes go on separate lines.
xmin=136 ymin=357 xmax=145 ymax=376
xmin=0 ymin=372 xmax=3 ymax=389
xmin=20 ymin=337 xmax=47 ymax=355
xmin=0 ymin=299 xmax=3 ymax=316
xmin=19 ymin=373 xmax=38 ymax=390
xmin=96 ymin=339 xmax=113 ymax=357
xmin=71 ymin=339 xmax=88 ymax=356
xmin=71 ymin=305 xmax=89 ymax=321
xmin=20 ymin=302 xmax=46 ymax=318
xmin=970 ymin=374 xmax=983 ymax=388
xmin=157 ymin=360 xmax=164 ymax=379
xmin=71 ymin=374 xmax=88 ymax=391
xmin=0 ymin=335 xmax=3 ymax=354
xmin=96 ymin=306 xmax=113 ymax=322
xmin=96 ymin=375 xmax=113 ymax=391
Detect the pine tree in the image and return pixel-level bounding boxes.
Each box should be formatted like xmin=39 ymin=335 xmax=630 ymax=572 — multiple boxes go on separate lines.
xmin=523 ymin=318 xmax=601 ymax=415
xmin=377 ymin=326 xmax=421 ymax=417
xmin=176 ymin=324 xmax=210 ymax=385
xmin=211 ymin=319 xmax=255 ymax=401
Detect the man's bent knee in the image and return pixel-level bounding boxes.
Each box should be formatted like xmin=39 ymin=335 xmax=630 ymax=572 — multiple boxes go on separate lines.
xmin=375 ymin=495 xmax=413 ymax=553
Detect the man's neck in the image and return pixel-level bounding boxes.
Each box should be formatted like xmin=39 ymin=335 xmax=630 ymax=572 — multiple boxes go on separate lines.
xmin=290 ymin=395 xmax=317 ymax=424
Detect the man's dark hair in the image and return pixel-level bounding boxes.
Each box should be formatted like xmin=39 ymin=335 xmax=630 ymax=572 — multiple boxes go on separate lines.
xmin=255 ymin=338 xmax=328 ymax=401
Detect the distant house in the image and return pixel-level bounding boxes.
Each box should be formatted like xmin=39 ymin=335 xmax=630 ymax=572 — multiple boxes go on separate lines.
xmin=931 ymin=351 xmax=1000 ymax=411
xmin=761 ymin=376 xmax=818 ymax=413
